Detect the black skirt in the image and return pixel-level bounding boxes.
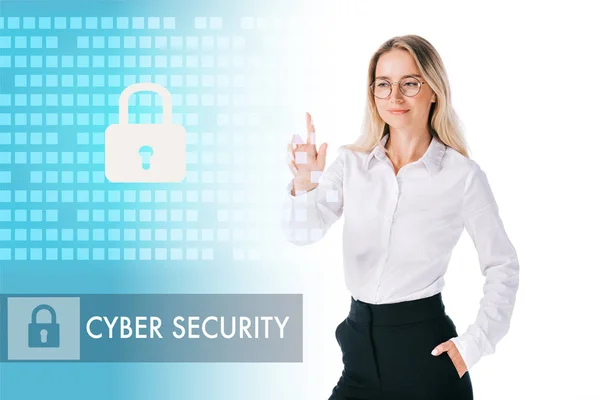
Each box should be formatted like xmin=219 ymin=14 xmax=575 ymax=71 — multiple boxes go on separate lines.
xmin=329 ymin=292 xmax=474 ymax=399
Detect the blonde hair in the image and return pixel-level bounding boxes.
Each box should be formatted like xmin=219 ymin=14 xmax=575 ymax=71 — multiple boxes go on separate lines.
xmin=342 ymin=34 xmax=470 ymax=159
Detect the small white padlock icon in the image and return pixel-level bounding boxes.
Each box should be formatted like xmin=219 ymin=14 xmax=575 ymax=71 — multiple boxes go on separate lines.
xmin=105 ymin=83 xmax=186 ymax=183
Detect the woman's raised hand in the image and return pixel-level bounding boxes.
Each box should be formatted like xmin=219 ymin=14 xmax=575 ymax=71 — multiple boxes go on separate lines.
xmin=287 ymin=112 xmax=328 ymax=195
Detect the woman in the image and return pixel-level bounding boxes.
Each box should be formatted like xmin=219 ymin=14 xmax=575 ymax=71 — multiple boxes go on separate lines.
xmin=283 ymin=35 xmax=519 ymax=399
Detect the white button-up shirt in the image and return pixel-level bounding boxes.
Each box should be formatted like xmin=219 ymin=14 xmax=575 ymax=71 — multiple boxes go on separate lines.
xmin=281 ymin=133 xmax=520 ymax=371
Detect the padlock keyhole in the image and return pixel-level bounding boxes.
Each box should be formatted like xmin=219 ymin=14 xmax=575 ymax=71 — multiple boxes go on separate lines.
xmin=138 ymin=146 xmax=154 ymax=170
xmin=40 ymin=329 xmax=48 ymax=343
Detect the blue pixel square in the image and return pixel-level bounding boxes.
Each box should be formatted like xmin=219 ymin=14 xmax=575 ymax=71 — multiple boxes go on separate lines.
xmin=92 ymin=132 xmax=104 ymax=145
xmin=15 ymin=229 xmax=27 ymax=241
xmin=92 ymin=115 xmax=104 ymax=126
xmin=92 ymin=172 xmax=104 ymax=183
xmin=77 ymin=94 xmax=89 ymax=106
xmin=14 ymin=152 xmax=26 ymax=163
xmin=124 ymin=229 xmax=136 ymax=241
xmin=15 ymin=94 xmax=27 ymax=106
xmin=171 ymin=210 xmax=183 ymax=222
xmin=108 ymin=210 xmax=120 ymax=222
xmin=108 ymin=229 xmax=120 ymax=241
xmin=46 ymin=248 xmax=58 ymax=260
xmin=61 ymin=114 xmax=74 ymax=125
xmin=77 ymin=56 xmax=89 ymax=68
xmin=55 ymin=17 xmax=67 ymax=29
xmin=92 ymin=152 xmax=103 ymax=164
xmin=155 ymin=229 xmax=167 ymax=241
xmin=61 ymin=56 xmax=73 ymax=67
xmin=77 ymin=152 xmax=89 ymax=164
xmin=14 ymin=75 xmax=27 ymax=87
xmin=0 ymin=210 xmax=10 ymax=221
xmin=46 ymin=210 xmax=58 ymax=222
xmin=77 ymin=114 xmax=89 ymax=125
xmin=30 ymin=114 xmax=42 ymax=125
xmin=44 ymin=134 xmax=57 ymax=146
xmin=46 ymin=229 xmax=58 ymax=241
xmin=46 ymin=171 xmax=58 ymax=183
xmin=0 ymin=152 xmax=10 ymax=164
xmin=92 ymin=229 xmax=104 ymax=241
xmin=62 ymin=75 xmax=74 ymax=87
xmin=30 ymin=229 xmax=42 ymax=241
xmin=15 ymin=248 xmax=27 ymax=260
xmin=85 ymin=17 xmax=98 ymax=29
xmin=0 ymin=229 xmax=11 ymax=241
xmin=30 ymin=171 xmax=42 ymax=183
xmin=14 ymin=190 xmax=27 ymax=203
xmin=61 ymin=248 xmax=74 ymax=260
xmin=155 ymin=210 xmax=167 ymax=222
xmin=62 ymin=152 xmax=74 ymax=164
xmin=30 ymin=132 xmax=42 ymax=144
xmin=139 ymin=191 xmax=152 ymax=202
xmin=8 ymin=17 xmax=20 ymax=29
xmin=123 ymin=36 xmax=135 ymax=48
xmin=93 ymin=56 xmax=104 ymax=68
xmin=39 ymin=17 xmax=51 ymax=29
xmin=92 ymin=190 xmax=104 ymax=202
xmin=30 ymin=248 xmax=43 ymax=260
xmin=77 ymin=229 xmax=89 ymax=241
xmin=30 ymin=191 xmax=42 ymax=202
xmin=92 ymin=36 xmax=104 ymax=48
xmin=139 ymin=210 xmax=152 ymax=222
xmin=14 ymin=210 xmax=26 ymax=221
xmin=46 ymin=56 xmax=58 ymax=67
xmin=139 ymin=229 xmax=151 ymax=241
xmin=46 ymin=37 xmax=58 ymax=48
xmin=93 ymin=248 xmax=105 ymax=260
xmin=23 ymin=17 xmax=35 ymax=29
xmin=0 ymin=171 xmax=10 ymax=183
xmin=61 ymin=171 xmax=73 ymax=183
xmin=30 ymin=210 xmax=43 ymax=222
xmin=124 ymin=248 xmax=136 ymax=260
xmin=117 ymin=17 xmax=128 ymax=29
xmin=61 ymin=229 xmax=73 ymax=241
xmin=46 ymin=190 xmax=58 ymax=202
xmin=171 ymin=229 xmax=183 ymax=241
xmin=0 ymin=56 xmax=11 ymax=67
xmin=124 ymin=190 xmax=136 ymax=202
xmin=92 ymin=210 xmax=104 ymax=222
xmin=14 ymin=114 xmax=27 ymax=126
xmin=14 ymin=37 xmax=26 ymax=49
xmin=124 ymin=210 xmax=136 ymax=222
xmin=30 ymin=56 xmax=42 ymax=67
xmin=164 ymin=17 xmax=176 ymax=29
xmin=101 ymin=17 xmax=113 ymax=29
xmin=46 ymin=94 xmax=58 ymax=106
xmin=77 ymin=132 xmax=89 ymax=144
xmin=170 ymin=249 xmax=182 ymax=260
xmin=46 ymin=75 xmax=58 ymax=87
xmin=77 ymin=248 xmax=89 ymax=260
xmin=108 ymin=191 xmax=120 ymax=202
xmin=30 ymin=94 xmax=42 ymax=106
xmin=46 ymin=113 xmax=58 ymax=126
xmin=77 ymin=75 xmax=89 ymax=87
xmin=139 ymin=249 xmax=151 ymax=260
xmin=0 ymin=191 xmax=10 ymax=203
xmin=108 ymin=56 xmax=120 ymax=68
xmin=62 ymin=94 xmax=74 ymax=106
xmin=30 ymin=152 xmax=42 ymax=164
xmin=61 ymin=191 xmax=74 ymax=202
xmin=108 ymin=36 xmax=120 ymax=48
xmin=93 ymin=94 xmax=105 ymax=106
xmin=108 ymin=249 xmax=120 ymax=260
xmin=77 ymin=191 xmax=89 ymax=202
xmin=30 ymin=36 xmax=43 ymax=48
xmin=93 ymin=75 xmax=105 ymax=86
xmin=77 ymin=209 xmax=89 ymax=222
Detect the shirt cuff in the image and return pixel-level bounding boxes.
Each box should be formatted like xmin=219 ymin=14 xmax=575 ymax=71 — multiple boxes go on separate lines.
xmin=449 ymin=333 xmax=482 ymax=372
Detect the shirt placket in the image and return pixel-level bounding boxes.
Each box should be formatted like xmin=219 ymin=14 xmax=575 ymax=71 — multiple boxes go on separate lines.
xmin=374 ymin=157 xmax=404 ymax=303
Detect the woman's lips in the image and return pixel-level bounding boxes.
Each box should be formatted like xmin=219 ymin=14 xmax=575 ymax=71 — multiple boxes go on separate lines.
xmin=388 ymin=109 xmax=409 ymax=115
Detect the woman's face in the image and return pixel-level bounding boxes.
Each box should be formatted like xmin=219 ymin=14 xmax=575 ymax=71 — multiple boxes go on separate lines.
xmin=373 ymin=49 xmax=436 ymax=132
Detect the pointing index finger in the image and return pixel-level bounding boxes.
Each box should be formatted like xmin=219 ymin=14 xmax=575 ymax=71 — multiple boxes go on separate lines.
xmin=305 ymin=112 xmax=316 ymax=146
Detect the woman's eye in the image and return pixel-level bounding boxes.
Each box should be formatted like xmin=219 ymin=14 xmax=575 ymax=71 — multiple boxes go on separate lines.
xmin=377 ymin=82 xmax=390 ymax=87
xmin=403 ymin=82 xmax=417 ymax=87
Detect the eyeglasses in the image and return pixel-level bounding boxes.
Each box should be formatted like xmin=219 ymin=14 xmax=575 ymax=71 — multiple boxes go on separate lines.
xmin=369 ymin=76 xmax=428 ymax=99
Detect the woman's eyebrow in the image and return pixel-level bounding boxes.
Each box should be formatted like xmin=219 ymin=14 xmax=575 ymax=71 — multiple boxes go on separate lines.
xmin=375 ymin=74 xmax=422 ymax=80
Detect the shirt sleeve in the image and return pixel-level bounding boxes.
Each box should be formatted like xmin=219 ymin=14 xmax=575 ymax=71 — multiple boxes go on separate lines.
xmin=281 ymin=148 xmax=345 ymax=245
xmin=449 ymin=161 xmax=520 ymax=372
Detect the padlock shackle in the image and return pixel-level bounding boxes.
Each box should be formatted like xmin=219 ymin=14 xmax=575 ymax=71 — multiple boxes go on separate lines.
xmin=31 ymin=304 xmax=57 ymax=324
xmin=119 ymin=82 xmax=172 ymax=125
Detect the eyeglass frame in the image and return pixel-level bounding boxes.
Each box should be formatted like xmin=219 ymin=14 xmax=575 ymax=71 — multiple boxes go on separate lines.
xmin=369 ymin=76 xmax=428 ymax=99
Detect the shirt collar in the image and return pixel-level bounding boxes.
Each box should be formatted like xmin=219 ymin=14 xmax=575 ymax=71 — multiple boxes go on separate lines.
xmin=363 ymin=133 xmax=447 ymax=176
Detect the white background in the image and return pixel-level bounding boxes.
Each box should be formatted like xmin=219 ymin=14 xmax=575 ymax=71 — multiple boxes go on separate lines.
xmin=277 ymin=0 xmax=600 ymax=398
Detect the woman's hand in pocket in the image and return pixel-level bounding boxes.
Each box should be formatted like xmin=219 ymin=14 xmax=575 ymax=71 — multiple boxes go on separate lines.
xmin=431 ymin=340 xmax=468 ymax=378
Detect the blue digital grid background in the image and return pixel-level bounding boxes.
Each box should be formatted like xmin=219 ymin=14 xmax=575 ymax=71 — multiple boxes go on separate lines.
xmin=0 ymin=0 xmax=317 ymax=398
xmin=0 ymin=2 xmax=296 ymax=266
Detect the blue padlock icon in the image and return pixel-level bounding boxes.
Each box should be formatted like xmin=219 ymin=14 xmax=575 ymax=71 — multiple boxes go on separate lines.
xmin=28 ymin=304 xmax=60 ymax=348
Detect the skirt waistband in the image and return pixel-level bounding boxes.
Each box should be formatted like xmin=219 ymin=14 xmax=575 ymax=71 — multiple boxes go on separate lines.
xmin=348 ymin=292 xmax=446 ymax=326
